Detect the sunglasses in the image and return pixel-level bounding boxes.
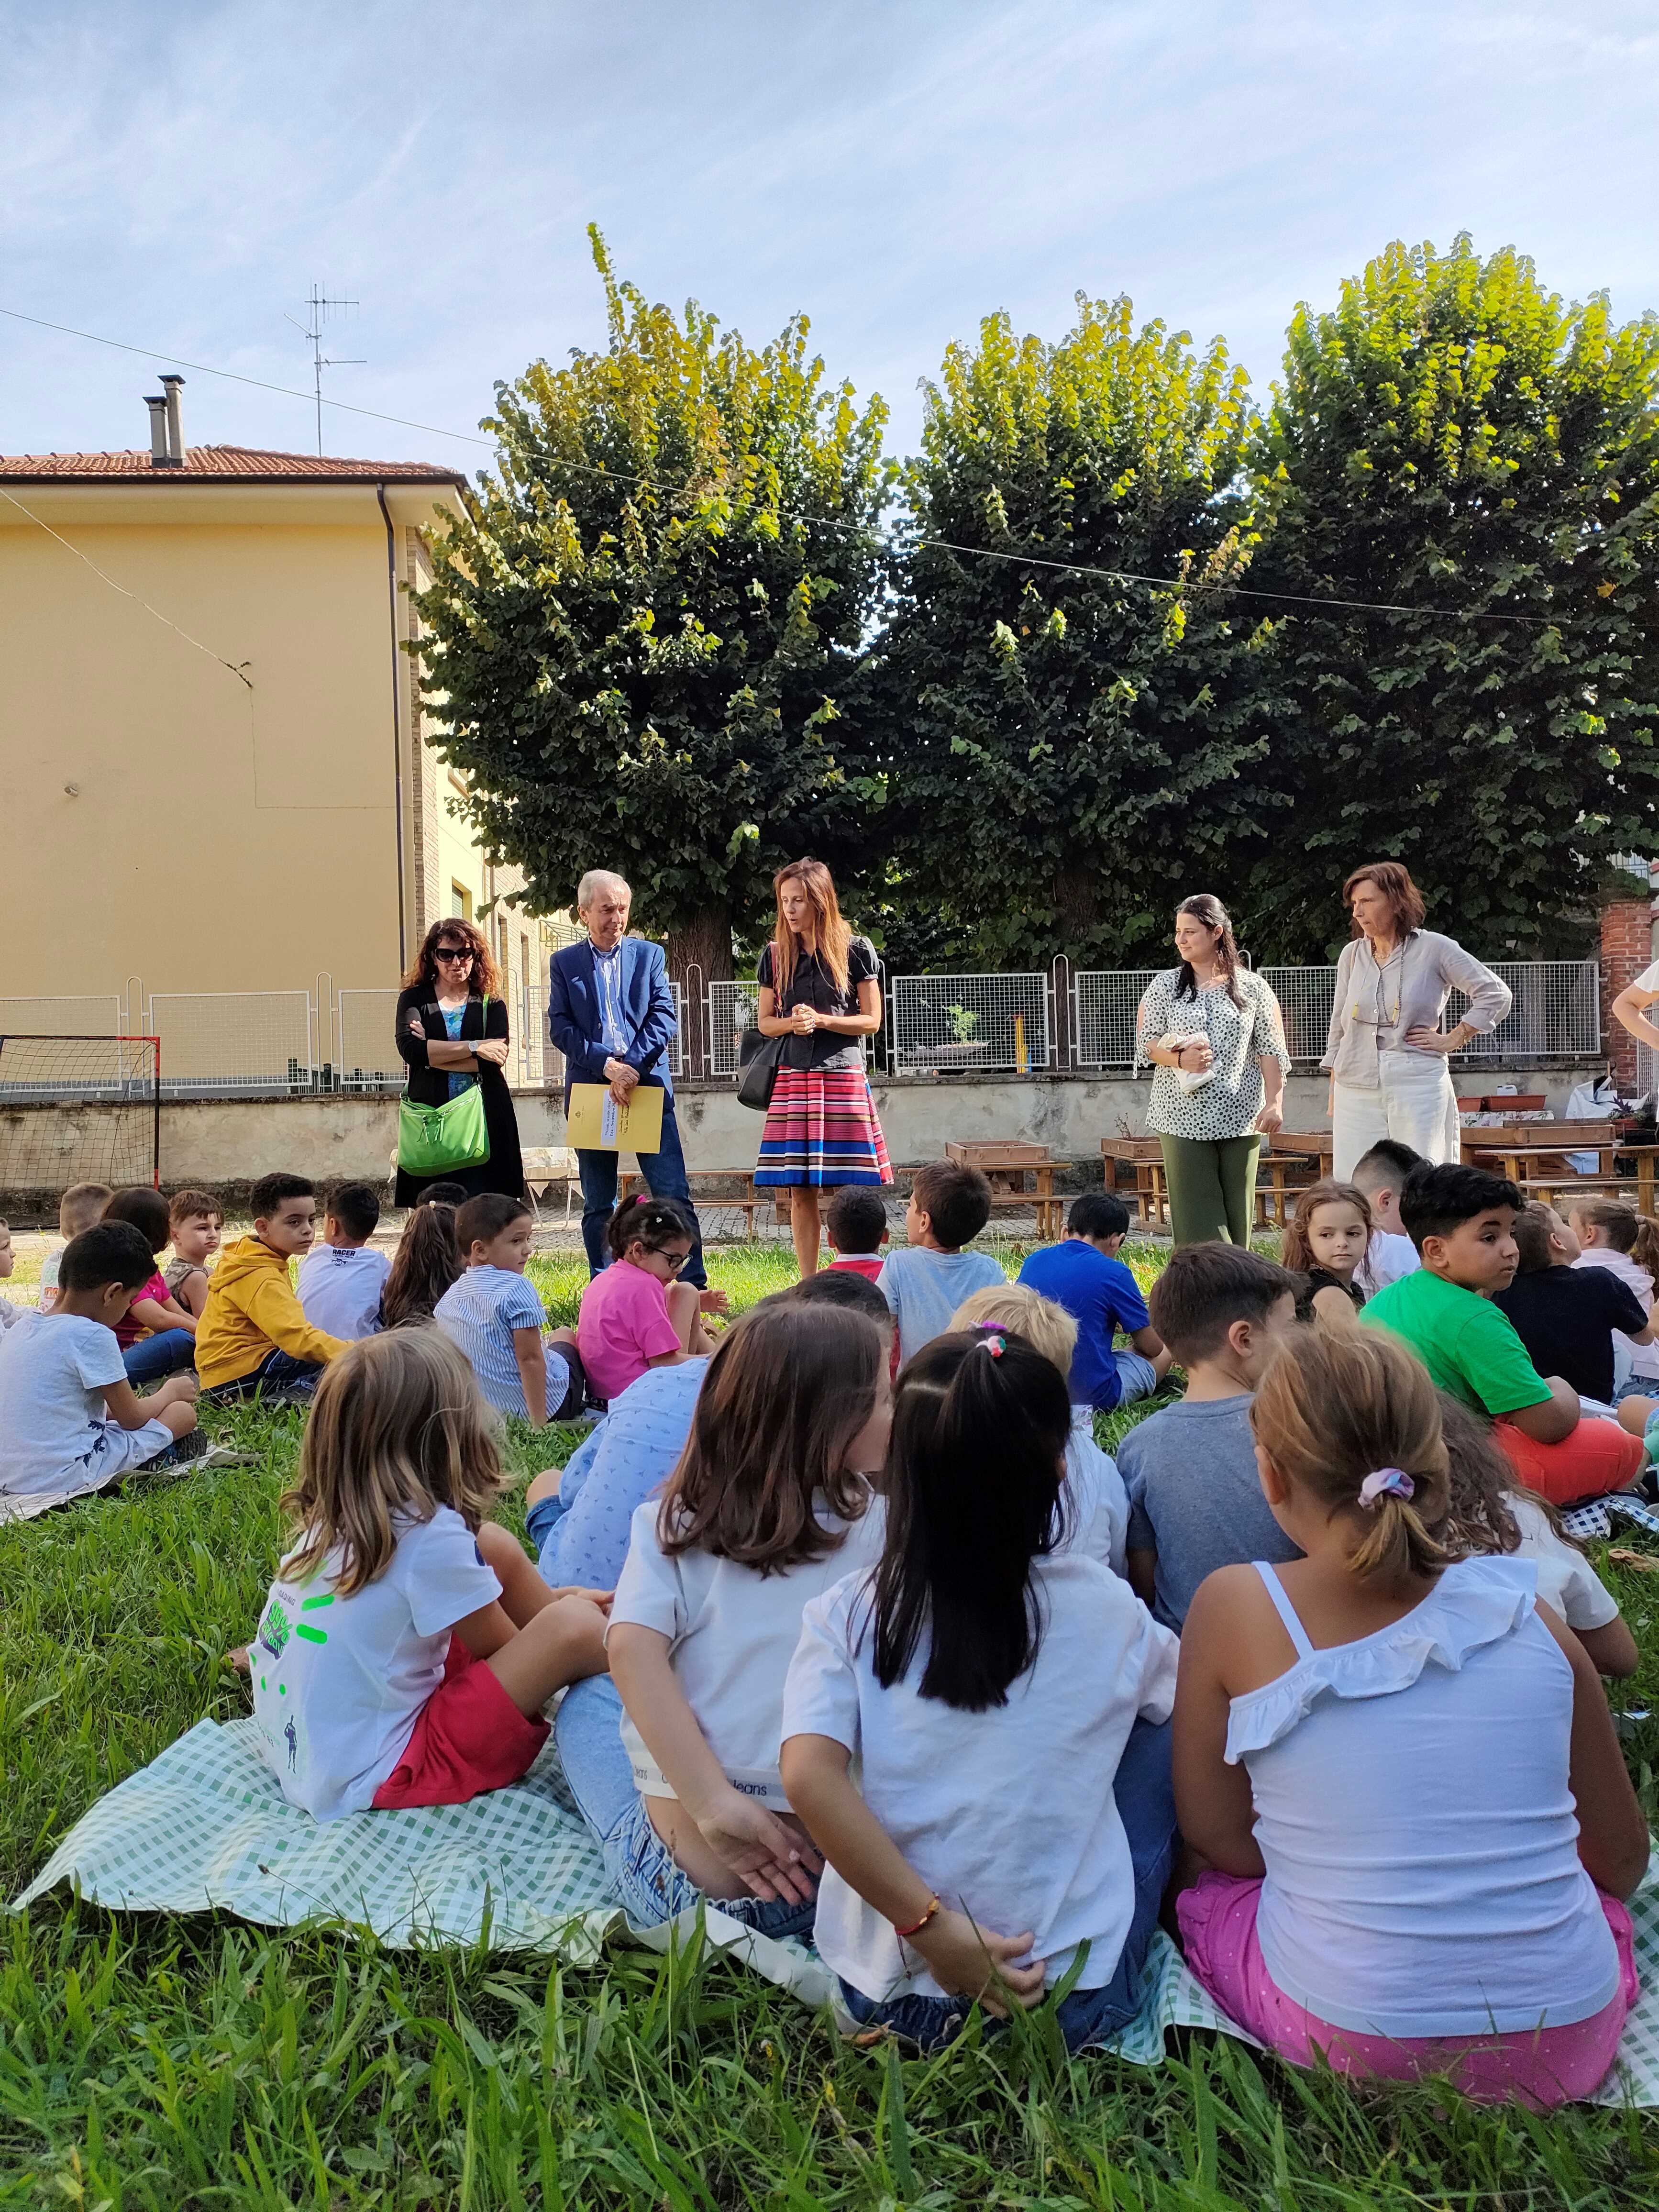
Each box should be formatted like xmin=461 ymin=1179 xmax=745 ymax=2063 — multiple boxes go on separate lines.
xmin=434 ymin=945 xmax=475 ymax=963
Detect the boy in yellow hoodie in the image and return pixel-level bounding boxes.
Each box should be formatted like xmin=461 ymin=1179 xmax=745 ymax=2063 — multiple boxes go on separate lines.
xmin=197 ymin=1173 xmax=347 ymax=1404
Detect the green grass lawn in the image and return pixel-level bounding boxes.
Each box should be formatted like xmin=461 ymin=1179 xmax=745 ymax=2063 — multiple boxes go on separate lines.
xmin=4 ymin=1239 xmax=1659 ymax=2206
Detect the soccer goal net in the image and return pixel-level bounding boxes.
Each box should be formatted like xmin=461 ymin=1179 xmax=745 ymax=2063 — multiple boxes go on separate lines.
xmin=0 ymin=1037 xmax=161 ymax=1215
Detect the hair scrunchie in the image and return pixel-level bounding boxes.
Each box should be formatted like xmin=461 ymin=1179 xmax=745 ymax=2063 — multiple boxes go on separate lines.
xmin=1358 ymin=1466 xmax=1415 ymax=1510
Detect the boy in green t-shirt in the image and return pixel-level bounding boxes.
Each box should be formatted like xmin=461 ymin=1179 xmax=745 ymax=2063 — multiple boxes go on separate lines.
xmin=1361 ymin=1161 xmax=1644 ymax=1506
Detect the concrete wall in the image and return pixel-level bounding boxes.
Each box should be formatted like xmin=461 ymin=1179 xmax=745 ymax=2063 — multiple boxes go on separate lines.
xmin=0 ymin=1060 xmax=1609 ymax=1217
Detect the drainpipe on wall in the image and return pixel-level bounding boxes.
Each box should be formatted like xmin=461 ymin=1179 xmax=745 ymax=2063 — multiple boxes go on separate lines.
xmin=376 ymin=483 xmax=408 ymax=970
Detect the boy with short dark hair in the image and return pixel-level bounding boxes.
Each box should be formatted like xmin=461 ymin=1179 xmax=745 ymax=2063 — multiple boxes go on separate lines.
xmin=824 ymin=1186 xmax=889 ymax=1283
xmin=1350 ymin=1139 xmax=1423 ymax=1296
xmin=0 ymin=1220 xmax=203 ymax=1504
xmin=297 ymin=1180 xmax=390 ymax=1341
xmin=1362 ymin=1161 xmax=1645 ymax=1504
xmin=434 ymin=1192 xmax=586 ymax=1428
xmin=1119 ymin=1244 xmax=1301 ymax=1630
xmin=38 ymin=1183 xmax=114 ymax=1316
xmin=196 ymin=1172 xmax=347 ymax=1404
xmin=876 ymin=1161 xmax=1004 ymax=1365
xmin=1018 ymin=1191 xmax=1171 ymax=1411
xmin=164 ymin=1189 xmax=222 ymax=1320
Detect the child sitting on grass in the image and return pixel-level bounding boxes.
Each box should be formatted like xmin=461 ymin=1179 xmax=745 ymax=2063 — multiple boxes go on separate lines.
xmin=1281 ymin=1179 xmax=1371 ymax=1326
xmin=1436 ymin=1394 xmax=1638 ymax=1678
xmin=1017 ymin=1193 xmax=1171 ymax=1411
xmin=1361 ymin=1163 xmax=1645 ymax=1506
xmin=781 ymin=1326 xmax=1179 ymax=2054
xmin=102 ymin=1188 xmax=200 ymax=1385
xmin=252 ymin=1329 xmax=610 ymax=1821
xmin=877 ymin=1161 xmax=1004 ymax=1367
xmin=0 ymin=1221 xmax=201 ymax=1503
xmin=38 ymin=1183 xmax=112 ymax=1315
xmin=823 ymin=1186 xmax=888 ymax=1282
xmin=1495 ymin=1202 xmax=1659 ymax=1413
xmin=951 ymin=1281 xmax=1129 ymax=1576
xmin=1119 ymin=1244 xmax=1301 ymax=1630
xmin=1350 ymin=1140 xmax=1422 ymax=1297
xmin=162 ymin=1190 xmax=221 ymax=1320
xmin=1570 ymin=1196 xmax=1659 ymax=1390
xmin=195 ymin=1173 xmax=347 ymax=1405
xmin=577 ymin=1194 xmax=719 ymax=1406
xmin=1173 ymin=1325 xmax=1647 ymax=2106
xmin=378 ymin=1194 xmax=463 ymax=1330
xmin=296 ymin=1181 xmax=389 ymax=1341
xmin=0 ymin=1218 xmax=19 ymax=1332
xmin=564 ymin=1299 xmax=889 ymax=1935
xmin=434 ymin=1193 xmax=587 ymax=1427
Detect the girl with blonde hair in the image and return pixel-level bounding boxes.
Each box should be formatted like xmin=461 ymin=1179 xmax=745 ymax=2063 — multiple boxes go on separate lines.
xmin=252 ymin=1330 xmax=608 ymax=1820
xmin=1173 ymin=1325 xmax=1646 ymax=2104
xmin=753 ymin=858 xmax=892 ymax=1278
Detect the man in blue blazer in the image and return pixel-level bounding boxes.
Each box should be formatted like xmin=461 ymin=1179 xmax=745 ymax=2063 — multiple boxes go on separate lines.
xmin=548 ymin=869 xmax=708 ymax=1288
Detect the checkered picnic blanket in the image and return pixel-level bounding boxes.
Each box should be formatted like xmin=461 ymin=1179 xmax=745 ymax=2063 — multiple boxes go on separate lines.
xmin=11 ymin=1716 xmax=1659 ymax=2101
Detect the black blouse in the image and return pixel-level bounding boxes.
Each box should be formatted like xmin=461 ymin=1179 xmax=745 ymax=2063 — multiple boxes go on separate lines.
xmin=758 ymin=935 xmax=879 ymax=1071
xmin=1295 ymin=1266 xmax=1367 ymax=1323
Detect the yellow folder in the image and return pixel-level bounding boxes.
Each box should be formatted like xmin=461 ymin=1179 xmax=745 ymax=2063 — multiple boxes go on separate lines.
xmin=565 ymin=1081 xmax=666 ymax=1155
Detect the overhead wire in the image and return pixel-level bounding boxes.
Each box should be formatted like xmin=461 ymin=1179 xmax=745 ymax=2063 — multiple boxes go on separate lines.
xmin=0 ymin=299 xmax=1574 ymax=629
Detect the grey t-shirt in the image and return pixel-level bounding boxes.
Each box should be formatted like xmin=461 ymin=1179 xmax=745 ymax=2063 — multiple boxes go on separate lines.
xmin=1118 ymin=1393 xmax=1301 ymax=1631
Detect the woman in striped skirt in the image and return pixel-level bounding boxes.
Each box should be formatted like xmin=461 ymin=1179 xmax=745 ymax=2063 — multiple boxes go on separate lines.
xmin=753 ymin=858 xmax=892 ymax=1277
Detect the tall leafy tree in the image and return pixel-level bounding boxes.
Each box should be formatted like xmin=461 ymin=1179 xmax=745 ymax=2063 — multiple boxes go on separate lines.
xmin=415 ymin=230 xmax=890 ymax=982
xmin=878 ymin=296 xmax=1283 ymax=969
xmin=1246 ymin=234 xmax=1659 ymax=958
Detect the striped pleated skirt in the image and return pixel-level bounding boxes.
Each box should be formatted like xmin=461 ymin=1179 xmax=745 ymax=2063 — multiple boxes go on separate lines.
xmin=754 ymin=1063 xmax=893 ymax=1188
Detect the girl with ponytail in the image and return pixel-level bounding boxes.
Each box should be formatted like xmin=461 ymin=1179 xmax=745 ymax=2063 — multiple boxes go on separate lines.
xmin=781 ymin=1327 xmax=1179 ymax=2053
xmin=1172 ymin=1325 xmax=1647 ymax=2104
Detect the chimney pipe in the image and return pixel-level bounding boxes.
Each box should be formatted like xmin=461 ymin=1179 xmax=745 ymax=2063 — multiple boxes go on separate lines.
xmin=160 ymin=373 xmax=185 ymax=466
xmin=145 ymin=395 xmax=170 ymax=467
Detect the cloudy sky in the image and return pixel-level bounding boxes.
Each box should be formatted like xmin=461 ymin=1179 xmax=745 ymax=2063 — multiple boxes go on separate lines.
xmin=4 ymin=0 xmax=1657 ymax=473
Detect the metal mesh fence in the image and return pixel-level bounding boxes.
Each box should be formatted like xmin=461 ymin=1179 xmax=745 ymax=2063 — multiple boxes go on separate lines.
xmin=335 ymin=991 xmax=405 ymax=1093
xmin=708 ymin=981 xmax=761 ymax=1079
xmin=668 ymin=984 xmax=686 ymax=1081
xmin=146 ymin=992 xmax=316 ymax=1097
xmin=1451 ymin=962 xmax=1600 ymax=1062
xmin=1259 ymin=968 xmax=1338 ymax=1063
xmin=0 ymin=995 xmax=126 ymax=1042
xmin=1072 ymin=971 xmax=1160 ymax=1068
xmin=0 ymin=1037 xmax=161 ymax=1199
xmin=889 ymin=973 xmax=1050 ymax=1075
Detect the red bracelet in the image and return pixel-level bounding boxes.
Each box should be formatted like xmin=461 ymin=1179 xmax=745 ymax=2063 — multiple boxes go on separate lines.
xmin=894 ymin=1895 xmax=940 ymax=1941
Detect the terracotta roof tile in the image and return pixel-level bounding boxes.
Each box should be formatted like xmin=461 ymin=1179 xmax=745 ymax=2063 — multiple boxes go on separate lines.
xmin=0 ymin=444 xmax=468 ymax=485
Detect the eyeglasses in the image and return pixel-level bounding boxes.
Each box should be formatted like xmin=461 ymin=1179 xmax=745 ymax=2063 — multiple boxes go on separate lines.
xmin=434 ymin=946 xmax=474 ymax=964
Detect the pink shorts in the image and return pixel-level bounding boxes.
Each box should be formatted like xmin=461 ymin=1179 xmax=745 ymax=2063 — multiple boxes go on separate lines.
xmin=1177 ymin=1871 xmax=1637 ymax=2107
xmin=1494 ymin=1415 xmax=1643 ymax=1507
xmin=371 ymin=1637 xmax=549 ymax=1812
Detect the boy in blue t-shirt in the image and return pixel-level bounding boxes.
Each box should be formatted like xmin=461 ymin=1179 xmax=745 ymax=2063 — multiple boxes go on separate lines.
xmin=1017 ymin=1192 xmax=1172 ymax=1411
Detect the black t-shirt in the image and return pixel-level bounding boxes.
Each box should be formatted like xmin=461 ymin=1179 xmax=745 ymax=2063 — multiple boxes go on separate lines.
xmin=1294 ymin=1266 xmax=1366 ymax=1324
xmin=757 ymin=936 xmax=878 ymax=1070
xmin=1494 ymin=1265 xmax=1648 ymax=1404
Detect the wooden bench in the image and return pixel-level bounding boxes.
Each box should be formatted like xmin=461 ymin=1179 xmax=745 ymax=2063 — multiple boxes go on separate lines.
xmin=618 ymin=1169 xmax=768 ymax=1239
xmin=944 ymin=1140 xmax=1064 ymax=1239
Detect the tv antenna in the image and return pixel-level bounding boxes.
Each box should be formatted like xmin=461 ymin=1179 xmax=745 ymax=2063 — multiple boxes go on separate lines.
xmin=287 ymin=283 xmax=363 ymax=455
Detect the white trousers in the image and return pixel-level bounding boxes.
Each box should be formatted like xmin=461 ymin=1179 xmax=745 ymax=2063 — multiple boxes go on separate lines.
xmin=1332 ymin=1051 xmax=1460 ymax=1182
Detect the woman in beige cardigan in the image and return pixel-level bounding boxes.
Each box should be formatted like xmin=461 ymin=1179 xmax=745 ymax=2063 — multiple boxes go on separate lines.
xmin=1323 ymin=863 xmax=1512 ymax=1180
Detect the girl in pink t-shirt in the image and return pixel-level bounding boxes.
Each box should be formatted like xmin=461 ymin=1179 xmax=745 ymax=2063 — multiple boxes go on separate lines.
xmin=577 ymin=1195 xmax=721 ymax=1404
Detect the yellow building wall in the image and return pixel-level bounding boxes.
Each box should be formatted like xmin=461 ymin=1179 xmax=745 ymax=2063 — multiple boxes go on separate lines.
xmin=1 ymin=511 xmax=401 ymax=1001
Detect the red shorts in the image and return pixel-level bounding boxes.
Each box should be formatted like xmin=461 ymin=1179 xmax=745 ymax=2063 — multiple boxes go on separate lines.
xmin=371 ymin=1637 xmax=549 ymax=1811
xmin=1494 ymin=1415 xmax=1644 ymax=1507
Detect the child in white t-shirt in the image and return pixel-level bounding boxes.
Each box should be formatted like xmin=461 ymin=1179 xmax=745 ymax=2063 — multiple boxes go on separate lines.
xmin=37 ymin=1183 xmax=114 ymax=1316
xmin=1351 ymin=1140 xmax=1424 ymax=1299
xmin=0 ymin=1221 xmax=199 ymax=1504
xmin=951 ymin=1280 xmax=1130 ymax=1576
xmin=563 ymin=1296 xmax=891 ymax=1936
xmin=781 ymin=1324 xmax=1178 ymax=2052
xmin=251 ymin=1329 xmax=609 ymax=1821
xmin=0 ymin=1216 xmax=21 ymax=1333
xmin=1569 ymin=1197 xmax=1659 ymax=1387
xmin=296 ymin=1181 xmax=389 ymax=1341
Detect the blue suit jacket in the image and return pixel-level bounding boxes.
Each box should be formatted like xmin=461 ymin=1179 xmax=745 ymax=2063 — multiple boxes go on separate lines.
xmin=548 ymin=936 xmax=677 ymax=1106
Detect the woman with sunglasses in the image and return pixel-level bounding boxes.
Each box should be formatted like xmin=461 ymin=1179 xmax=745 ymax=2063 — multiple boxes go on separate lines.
xmin=394 ymin=920 xmax=528 ymax=1207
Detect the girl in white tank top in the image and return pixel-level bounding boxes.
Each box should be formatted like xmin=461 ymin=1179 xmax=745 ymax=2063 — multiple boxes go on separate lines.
xmin=1172 ymin=1324 xmax=1647 ymax=2105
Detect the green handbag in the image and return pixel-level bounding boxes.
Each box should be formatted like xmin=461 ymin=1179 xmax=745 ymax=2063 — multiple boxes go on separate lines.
xmin=397 ymin=998 xmax=493 ymax=1176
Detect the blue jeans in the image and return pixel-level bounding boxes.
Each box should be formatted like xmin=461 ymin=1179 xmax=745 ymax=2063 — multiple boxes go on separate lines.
xmin=576 ymin=1092 xmax=706 ymax=1289
xmin=123 ymin=1329 xmax=197 ymax=1385
xmin=555 ymin=1675 xmax=813 ymax=1938
xmin=839 ymin=1717 xmax=1176 ymax=2054
xmin=203 ymin=1348 xmax=323 ymax=1404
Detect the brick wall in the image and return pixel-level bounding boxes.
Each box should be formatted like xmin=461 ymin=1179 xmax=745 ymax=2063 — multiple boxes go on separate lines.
xmin=1600 ymin=898 xmax=1655 ymax=1089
